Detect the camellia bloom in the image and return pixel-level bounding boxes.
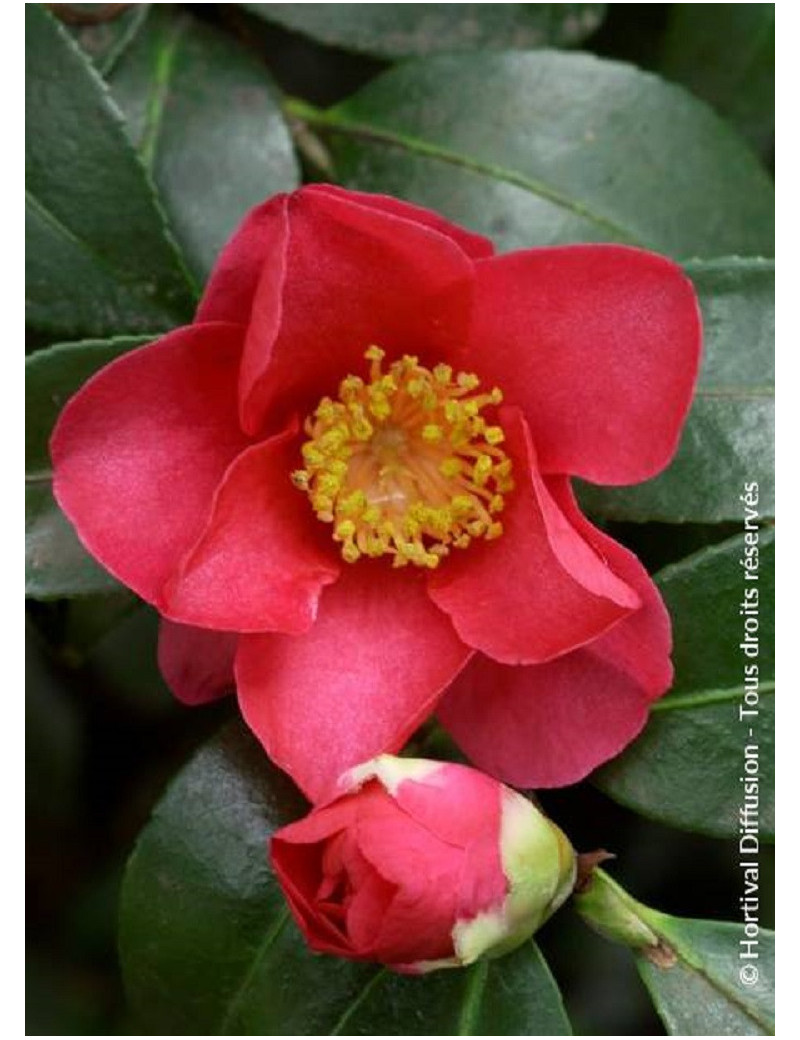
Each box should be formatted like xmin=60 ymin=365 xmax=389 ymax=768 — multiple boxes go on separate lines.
xmin=52 ymin=185 xmax=701 ymax=803
xmin=271 ymin=755 xmax=576 ymax=972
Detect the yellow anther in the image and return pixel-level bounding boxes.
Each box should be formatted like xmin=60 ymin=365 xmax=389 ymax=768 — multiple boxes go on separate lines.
xmin=485 ymin=426 xmax=505 ymax=445
xmin=318 ymin=473 xmax=342 ymax=497
xmin=339 ymin=375 xmax=364 ymax=400
xmin=293 ymin=347 xmax=513 ymax=567
xmin=301 ymin=443 xmax=324 ymax=465
xmin=368 ymin=391 xmax=392 ymax=420
xmin=473 ymin=455 xmax=493 ymax=486
xmin=433 ymin=363 xmax=453 ymax=384
xmin=451 ymin=495 xmax=474 ymax=516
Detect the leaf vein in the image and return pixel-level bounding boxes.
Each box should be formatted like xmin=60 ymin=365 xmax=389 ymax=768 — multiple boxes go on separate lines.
xmin=284 ymin=98 xmax=646 ymax=247
xmin=652 ymin=682 xmax=775 ymax=714
xmin=215 ymin=907 xmax=290 ymax=1035
xmin=140 ymin=14 xmax=186 ymax=170
xmin=458 ymin=959 xmax=489 ymax=1035
xmin=330 ymin=967 xmax=389 ymax=1035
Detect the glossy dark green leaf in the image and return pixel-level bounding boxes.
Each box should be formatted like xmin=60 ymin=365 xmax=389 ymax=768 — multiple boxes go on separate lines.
xmin=26 ymin=5 xmax=196 ymax=340
xmin=596 ymin=530 xmax=774 ymax=839
xmin=84 ymin=604 xmax=175 ymax=716
xmin=120 ymin=722 xmax=572 ymax=1035
xmin=574 ymin=869 xmax=774 ymax=1036
xmin=578 ymin=258 xmax=774 ymax=523
xmin=108 ymin=6 xmax=299 ymax=281
xmin=26 ymin=483 xmax=122 ymax=599
xmin=299 ymin=50 xmax=774 ymax=257
xmin=660 ymin=4 xmax=775 ymax=158
xmin=26 ymin=336 xmax=150 ymax=598
xmin=65 ymin=3 xmax=150 ymax=76
xmin=242 ymin=4 xmax=606 ymax=58
xmin=637 ymin=915 xmax=774 ymax=1036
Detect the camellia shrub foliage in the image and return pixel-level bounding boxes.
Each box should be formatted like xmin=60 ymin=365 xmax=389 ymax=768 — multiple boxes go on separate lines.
xmin=26 ymin=4 xmax=774 ymax=1036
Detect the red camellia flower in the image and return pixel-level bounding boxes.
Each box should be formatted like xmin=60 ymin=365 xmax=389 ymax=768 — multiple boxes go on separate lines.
xmin=52 ymin=185 xmax=701 ymax=803
xmin=271 ymin=755 xmax=575 ymax=972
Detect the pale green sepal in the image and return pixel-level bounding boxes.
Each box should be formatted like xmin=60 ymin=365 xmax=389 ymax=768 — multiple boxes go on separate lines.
xmin=340 ymin=754 xmax=443 ymax=795
xmin=453 ymin=791 xmax=576 ymax=965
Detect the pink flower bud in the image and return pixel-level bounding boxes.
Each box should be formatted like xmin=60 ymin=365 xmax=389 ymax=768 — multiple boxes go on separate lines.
xmin=271 ymin=755 xmax=575 ymax=972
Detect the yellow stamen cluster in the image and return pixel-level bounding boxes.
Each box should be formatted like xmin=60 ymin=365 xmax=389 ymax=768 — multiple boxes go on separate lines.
xmin=292 ymin=348 xmax=514 ymax=568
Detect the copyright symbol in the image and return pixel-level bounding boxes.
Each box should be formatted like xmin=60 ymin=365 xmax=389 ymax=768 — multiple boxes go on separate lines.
xmin=740 ymin=964 xmax=759 ymax=987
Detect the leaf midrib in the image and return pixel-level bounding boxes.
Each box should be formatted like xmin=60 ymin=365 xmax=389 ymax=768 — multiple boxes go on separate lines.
xmin=139 ymin=12 xmax=186 ymax=171
xmin=639 ymin=922 xmax=774 ymax=1034
xmin=215 ymin=907 xmax=290 ymax=1035
xmin=329 ymin=967 xmax=389 ymax=1035
xmin=458 ymin=959 xmax=489 ymax=1035
xmin=26 ymin=188 xmax=183 ymax=310
xmin=695 ymin=386 xmax=773 ymax=401
xmin=652 ymin=682 xmax=775 ymax=714
xmin=284 ymin=98 xmax=646 ymax=247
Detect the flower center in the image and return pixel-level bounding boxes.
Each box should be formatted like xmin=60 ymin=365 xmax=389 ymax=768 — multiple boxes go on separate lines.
xmin=292 ymin=347 xmax=513 ymax=568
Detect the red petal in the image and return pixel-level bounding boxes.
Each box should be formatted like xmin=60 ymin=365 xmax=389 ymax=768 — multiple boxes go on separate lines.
xmin=163 ymin=421 xmax=340 ymax=633
xmin=438 ymin=486 xmax=672 ymax=787
xmin=305 ymin=184 xmax=494 ymax=260
xmin=157 ymin=619 xmax=237 ymax=705
xmin=391 ymin=762 xmax=503 ymax=849
xmin=51 ymin=323 xmax=249 ymax=606
xmin=459 ymin=245 xmax=702 ymax=484
xmin=457 ymin=829 xmax=508 ymax=923
xmin=546 ymin=476 xmax=673 ymax=700
xmin=354 ymin=802 xmax=463 ymax=963
xmin=235 ymin=563 xmax=472 ymax=802
xmin=238 ymin=185 xmax=476 ymax=435
xmin=368 ymin=868 xmax=460 ymax=965
xmin=439 ymin=479 xmax=673 ymax=787
xmin=345 ymin=863 xmax=398 ymax=955
xmin=270 ymin=837 xmax=354 ymax=956
xmin=428 ymin=408 xmax=639 ymax=665
xmin=438 ymin=652 xmax=651 ymax=789
xmin=196 ymin=193 xmax=288 ymax=325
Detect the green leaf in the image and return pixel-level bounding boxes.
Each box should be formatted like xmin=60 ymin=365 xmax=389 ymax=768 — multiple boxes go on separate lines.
xmin=108 ymin=6 xmax=299 ymax=281
xmin=574 ymin=869 xmax=774 ymax=1036
xmin=26 ymin=336 xmax=150 ymax=598
xmin=66 ymin=3 xmax=150 ymax=76
xmin=578 ymin=258 xmax=774 ymax=523
xmin=638 ymin=915 xmax=774 ymax=1036
xmin=242 ymin=4 xmax=607 ymax=58
xmin=291 ymin=50 xmax=774 ymax=257
xmin=660 ymin=4 xmax=775 ymax=159
xmin=83 ymin=603 xmax=175 ymax=716
xmin=26 ymin=5 xmax=196 ymax=340
xmin=120 ymin=722 xmax=572 ymax=1035
xmin=596 ymin=530 xmax=775 ymax=839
